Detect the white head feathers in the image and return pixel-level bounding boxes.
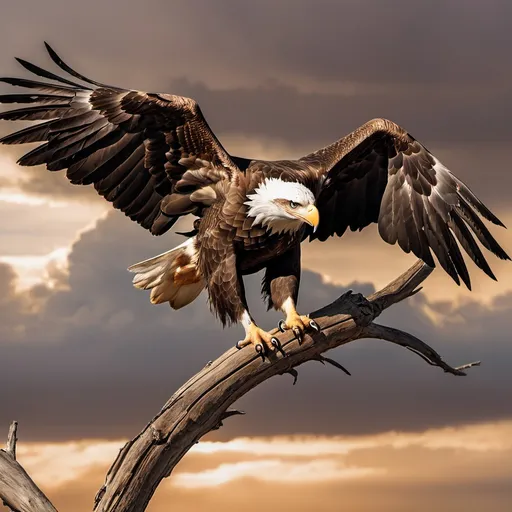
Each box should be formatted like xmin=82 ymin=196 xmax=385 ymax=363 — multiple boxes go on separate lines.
xmin=245 ymin=177 xmax=316 ymax=235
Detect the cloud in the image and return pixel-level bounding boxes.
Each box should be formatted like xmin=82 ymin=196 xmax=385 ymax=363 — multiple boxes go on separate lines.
xmin=11 ymin=420 xmax=512 ymax=497
xmin=0 ymin=191 xmax=106 ymax=257
xmin=170 ymin=78 xmax=512 ymax=148
xmin=3 ymin=0 xmax=511 ymax=91
xmin=16 ymin=440 xmax=121 ymax=488
xmin=1 ymin=0 xmax=512 ymax=207
xmin=192 ymin=421 xmax=512 ymax=458
xmin=0 ymin=247 xmax=69 ymax=290
xmin=173 ymin=459 xmax=382 ymax=488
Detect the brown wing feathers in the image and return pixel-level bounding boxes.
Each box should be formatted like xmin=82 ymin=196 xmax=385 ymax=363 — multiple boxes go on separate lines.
xmin=308 ymin=120 xmax=509 ymax=289
xmin=0 ymin=44 xmax=235 ymax=235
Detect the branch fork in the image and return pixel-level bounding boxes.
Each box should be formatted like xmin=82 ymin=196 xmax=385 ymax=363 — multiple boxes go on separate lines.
xmin=0 ymin=260 xmax=481 ymax=512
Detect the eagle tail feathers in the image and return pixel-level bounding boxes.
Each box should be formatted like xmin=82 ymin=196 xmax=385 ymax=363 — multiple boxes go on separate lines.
xmin=128 ymin=237 xmax=204 ymax=309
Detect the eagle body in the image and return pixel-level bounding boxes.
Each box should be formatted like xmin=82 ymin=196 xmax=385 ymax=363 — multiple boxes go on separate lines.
xmin=184 ymin=162 xmax=318 ymax=325
xmin=0 ymin=45 xmax=509 ymax=355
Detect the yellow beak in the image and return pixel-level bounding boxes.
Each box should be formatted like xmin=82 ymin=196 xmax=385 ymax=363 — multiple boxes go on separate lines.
xmin=301 ymin=204 xmax=320 ymax=232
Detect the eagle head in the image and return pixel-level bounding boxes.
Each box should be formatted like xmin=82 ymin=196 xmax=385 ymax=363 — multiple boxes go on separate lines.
xmin=245 ymin=177 xmax=319 ymax=235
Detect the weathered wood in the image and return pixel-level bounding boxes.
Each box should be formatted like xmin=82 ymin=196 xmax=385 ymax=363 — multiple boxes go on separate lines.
xmin=6 ymin=422 xmax=17 ymax=460
xmin=0 ymin=422 xmax=57 ymax=512
xmin=0 ymin=260 xmax=479 ymax=512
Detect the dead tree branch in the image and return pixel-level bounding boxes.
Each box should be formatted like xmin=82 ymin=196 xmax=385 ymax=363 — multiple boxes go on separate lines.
xmin=0 ymin=260 xmax=480 ymax=512
xmin=0 ymin=422 xmax=57 ymax=512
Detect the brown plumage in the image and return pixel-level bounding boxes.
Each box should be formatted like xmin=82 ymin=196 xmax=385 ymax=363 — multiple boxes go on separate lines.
xmin=1 ymin=45 xmax=508 ymax=355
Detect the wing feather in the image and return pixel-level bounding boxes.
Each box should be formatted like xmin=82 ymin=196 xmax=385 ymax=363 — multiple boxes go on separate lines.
xmin=14 ymin=57 xmax=93 ymax=89
xmin=0 ymin=121 xmax=53 ymax=144
xmin=304 ymin=118 xmax=509 ymax=287
xmin=0 ymin=44 xmax=239 ymax=234
xmin=43 ymin=41 xmax=109 ymax=87
xmin=0 ymin=77 xmax=78 ymax=94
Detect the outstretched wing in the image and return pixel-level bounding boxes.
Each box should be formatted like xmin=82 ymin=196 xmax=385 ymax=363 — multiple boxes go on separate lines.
xmin=0 ymin=43 xmax=239 ymax=235
xmin=301 ymin=118 xmax=509 ymax=288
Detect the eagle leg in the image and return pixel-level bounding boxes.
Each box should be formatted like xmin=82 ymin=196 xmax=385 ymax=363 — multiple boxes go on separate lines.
xmin=236 ymin=322 xmax=280 ymax=361
xmin=263 ymin=245 xmax=319 ymax=343
xmin=277 ymin=310 xmax=319 ymax=344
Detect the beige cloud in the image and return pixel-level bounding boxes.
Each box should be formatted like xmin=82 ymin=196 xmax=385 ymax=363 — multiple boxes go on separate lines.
xmin=13 ymin=420 xmax=512 ymax=494
xmin=16 ymin=440 xmax=122 ymax=488
xmin=4 ymin=420 xmax=512 ymax=511
xmin=0 ymin=184 xmax=107 ymax=288
xmin=173 ymin=459 xmax=383 ymax=488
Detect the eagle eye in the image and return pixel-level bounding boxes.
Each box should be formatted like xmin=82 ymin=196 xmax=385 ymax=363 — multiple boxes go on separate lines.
xmin=289 ymin=200 xmax=298 ymax=209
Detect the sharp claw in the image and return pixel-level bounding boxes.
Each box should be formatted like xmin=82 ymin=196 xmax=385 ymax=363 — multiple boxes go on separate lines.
xmin=292 ymin=326 xmax=303 ymax=343
xmin=236 ymin=340 xmax=243 ymax=350
xmin=278 ymin=320 xmax=286 ymax=333
xmin=309 ymin=319 xmax=320 ymax=332
xmin=255 ymin=343 xmax=266 ymax=361
xmin=271 ymin=337 xmax=286 ymax=357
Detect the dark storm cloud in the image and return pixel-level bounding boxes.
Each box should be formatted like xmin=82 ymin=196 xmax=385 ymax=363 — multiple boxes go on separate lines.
xmin=1 ymin=0 xmax=511 ymax=207
xmin=0 ymin=211 xmax=511 ymax=441
xmin=0 ymin=0 xmax=511 ymax=209
xmin=3 ymin=0 xmax=512 ymax=85
xmin=207 ymin=0 xmax=512 ymax=88
xmin=169 ymin=78 xmax=512 ymax=146
xmin=0 ymin=0 xmax=511 ymax=142
xmin=6 ymin=0 xmax=511 ymax=89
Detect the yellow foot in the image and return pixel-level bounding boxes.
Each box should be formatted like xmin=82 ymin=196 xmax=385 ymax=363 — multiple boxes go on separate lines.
xmin=278 ymin=313 xmax=319 ymax=343
xmin=236 ymin=323 xmax=283 ymax=359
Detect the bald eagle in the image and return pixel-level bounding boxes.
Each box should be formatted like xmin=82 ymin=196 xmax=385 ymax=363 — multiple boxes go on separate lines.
xmin=0 ymin=44 xmax=509 ymax=356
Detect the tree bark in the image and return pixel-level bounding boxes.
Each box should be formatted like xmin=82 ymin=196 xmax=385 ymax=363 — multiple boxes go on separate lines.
xmin=0 ymin=260 xmax=480 ymax=512
xmin=0 ymin=422 xmax=57 ymax=512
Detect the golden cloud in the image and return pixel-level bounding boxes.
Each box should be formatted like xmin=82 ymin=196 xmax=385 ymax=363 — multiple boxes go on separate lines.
xmin=14 ymin=420 xmax=512 ymax=493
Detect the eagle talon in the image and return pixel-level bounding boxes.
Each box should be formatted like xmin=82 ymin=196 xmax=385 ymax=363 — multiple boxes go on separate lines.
xmin=271 ymin=337 xmax=286 ymax=357
xmin=238 ymin=323 xmax=276 ymax=358
xmin=278 ymin=312 xmax=320 ymax=343
xmin=292 ymin=326 xmax=303 ymax=342
xmin=309 ymin=319 xmax=320 ymax=332
xmin=235 ymin=340 xmax=243 ymax=350
xmin=255 ymin=343 xmax=266 ymax=361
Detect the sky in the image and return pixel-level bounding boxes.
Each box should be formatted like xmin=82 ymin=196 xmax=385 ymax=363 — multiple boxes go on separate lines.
xmin=0 ymin=1 xmax=511 ymax=511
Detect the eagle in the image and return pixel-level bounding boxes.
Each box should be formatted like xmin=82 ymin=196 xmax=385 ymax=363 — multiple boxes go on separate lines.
xmin=0 ymin=44 xmax=509 ymax=357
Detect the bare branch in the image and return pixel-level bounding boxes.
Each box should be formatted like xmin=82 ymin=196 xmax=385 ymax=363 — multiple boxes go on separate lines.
xmin=282 ymin=368 xmax=299 ymax=385
xmin=0 ymin=260 xmax=480 ymax=512
xmin=6 ymin=422 xmax=17 ymax=460
xmin=0 ymin=423 xmax=57 ymax=512
xmin=211 ymin=409 xmax=246 ymax=431
xmin=313 ymin=355 xmax=351 ymax=376
xmin=362 ymin=323 xmax=475 ymax=376
xmin=455 ymin=361 xmax=481 ymax=372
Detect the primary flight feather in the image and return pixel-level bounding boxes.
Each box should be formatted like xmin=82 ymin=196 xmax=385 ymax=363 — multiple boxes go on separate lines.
xmin=1 ymin=44 xmax=508 ymax=356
